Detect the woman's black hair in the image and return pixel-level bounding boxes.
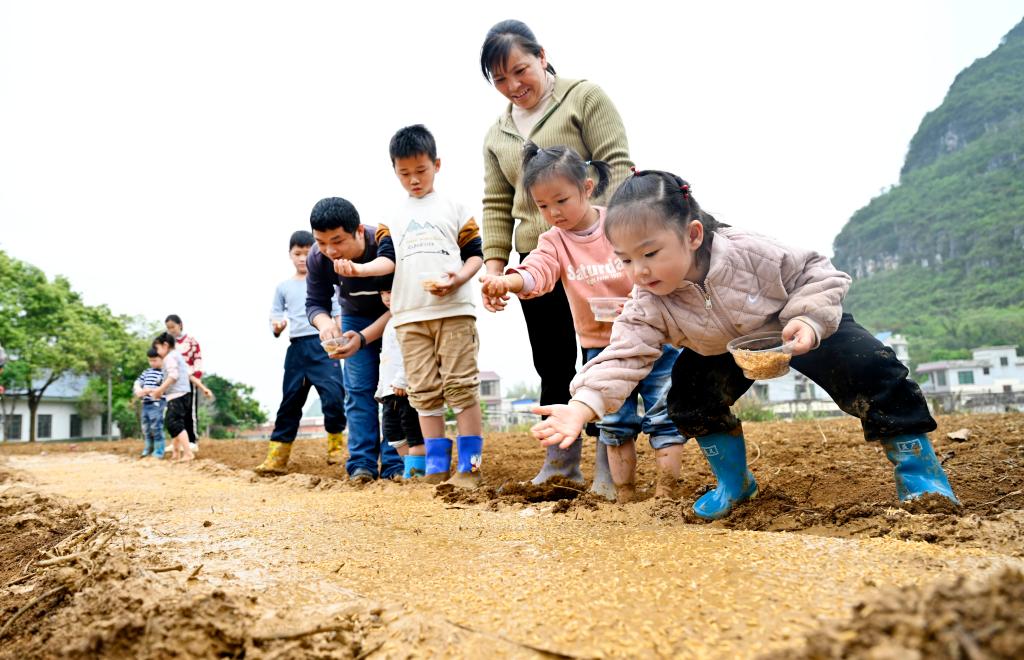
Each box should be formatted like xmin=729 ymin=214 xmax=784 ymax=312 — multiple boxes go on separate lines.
xmin=521 ymin=143 xmax=611 ymax=200
xmin=480 ymin=19 xmax=556 ymax=82
xmin=606 ymin=169 xmax=726 ymax=269
xmin=165 ymin=314 xmax=182 ymax=326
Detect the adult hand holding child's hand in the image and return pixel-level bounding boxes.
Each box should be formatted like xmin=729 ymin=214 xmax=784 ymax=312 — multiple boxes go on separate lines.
xmin=478 ymin=275 xmax=510 ymax=313
xmin=333 ymin=259 xmax=362 ymax=277
xmin=782 ymin=319 xmax=817 ymax=356
xmin=530 ymin=402 xmax=594 ymax=449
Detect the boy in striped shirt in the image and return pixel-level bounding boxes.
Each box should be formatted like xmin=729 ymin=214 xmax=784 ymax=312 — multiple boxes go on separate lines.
xmin=133 ymin=347 xmax=166 ymax=458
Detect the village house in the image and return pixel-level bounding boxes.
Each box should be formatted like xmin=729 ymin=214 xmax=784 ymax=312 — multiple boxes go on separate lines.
xmin=917 ymin=345 xmax=1024 ymax=413
xmin=1 ymin=374 xmax=117 ymax=442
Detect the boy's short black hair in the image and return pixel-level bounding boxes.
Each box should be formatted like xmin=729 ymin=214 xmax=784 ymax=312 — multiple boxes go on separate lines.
xmin=165 ymin=314 xmax=182 ymax=326
xmin=310 ymin=197 xmax=360 ymax=234
xmin=389 ymin=124 xmax=437 ymax=164
xmin=146 ymin=347 xmax=160 ymax=359
xmin=289 ymin=230 xmax=314 ymax=250
xmin=154 ymin=332 xmax=176 ymax=349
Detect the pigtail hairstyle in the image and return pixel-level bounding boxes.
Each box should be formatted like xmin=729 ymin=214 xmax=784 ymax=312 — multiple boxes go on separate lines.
xmin=606 ymin=169 xmax=726 ymax=270
xmin=521 ymin=142 xmax=611 ymax=199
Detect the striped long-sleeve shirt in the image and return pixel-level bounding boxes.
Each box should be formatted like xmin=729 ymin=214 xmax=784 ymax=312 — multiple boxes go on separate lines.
xmin=133 ymin=368 xmax=165 ymax=404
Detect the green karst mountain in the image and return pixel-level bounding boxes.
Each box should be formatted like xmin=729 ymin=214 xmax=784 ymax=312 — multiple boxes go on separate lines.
xmin=832 ymin=18 xmax=1024 ymax=365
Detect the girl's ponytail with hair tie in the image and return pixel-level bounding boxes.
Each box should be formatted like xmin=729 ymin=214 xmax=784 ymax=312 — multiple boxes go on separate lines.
xmin=680 ymin=183 xmax=691 ymax=199
xmin=630 ymin=166 xmax=639 ymax=175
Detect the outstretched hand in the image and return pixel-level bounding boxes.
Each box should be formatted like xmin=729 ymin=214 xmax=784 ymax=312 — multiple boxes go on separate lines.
xmin=478 ymin=274 xmax=510 ymax=312
xmin=326 ymin=331 xmax=362 ymax=359
xmin=333 ymin=259 xmax=363 ymax=277
xmin=530 ymin=402 xmax=594 ymax=449
xmin=781 ymin=319 xmax=816 ymax=356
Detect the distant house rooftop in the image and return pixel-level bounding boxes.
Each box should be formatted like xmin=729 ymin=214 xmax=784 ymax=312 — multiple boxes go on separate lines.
xmin=917 ymin=360 xmax=990 ymax=372
xmin=479 ymin=371 xmax=500 ymax=381
xmin=4 ymin=373 xmax=91 ymax=400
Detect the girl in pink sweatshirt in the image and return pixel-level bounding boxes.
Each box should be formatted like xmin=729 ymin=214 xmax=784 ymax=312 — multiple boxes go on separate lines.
xmin=531 ymin=168 xmax=959 ymax=520
xmin=480 ymin=145 xmax=686 ymax=502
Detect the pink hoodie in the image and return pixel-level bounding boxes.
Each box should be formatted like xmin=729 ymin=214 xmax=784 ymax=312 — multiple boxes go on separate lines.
xmin=509 ymin=207 xmax=629 ymax=348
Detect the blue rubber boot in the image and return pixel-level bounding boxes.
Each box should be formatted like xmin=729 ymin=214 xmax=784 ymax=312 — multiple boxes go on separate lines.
xmin=140 ymin=436 xmax=153 ymax=458
xmin=880 ymin=435 xmax=960 ymax=505
xmin=153 ymin=436 xmax=165 ymax=459
xmin=424 ymin=437 xmax=453 ymax=484
xmin=447 ymin=435 xmax=483 ymax=489
xmin=404 ymin=455 xmax=426 ymax=479
xmin=693 ymin=433 xmax=758 ymax=520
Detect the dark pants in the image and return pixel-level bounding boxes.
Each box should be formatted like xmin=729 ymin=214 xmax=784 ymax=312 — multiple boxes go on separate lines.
xmin=666 ymin=314 xmax=937 ymax=441
xmin=186 ymin=383 xmax=199 ymax=445
xmin=270 ymin=335 xmax=347 ymax=443
xmin=381 ymin=394 xmax=424 ymax=448
xmin=518 ymin=254 xmax=578 ymax=408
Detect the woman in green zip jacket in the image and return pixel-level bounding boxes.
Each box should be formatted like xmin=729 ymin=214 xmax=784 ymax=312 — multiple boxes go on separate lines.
xmin=478 ymin=19 xmax=633 ymax=493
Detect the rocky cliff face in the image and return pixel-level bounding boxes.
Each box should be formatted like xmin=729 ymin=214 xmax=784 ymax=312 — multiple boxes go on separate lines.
xmin=831 ymin=18 xmax=1024 ymax=362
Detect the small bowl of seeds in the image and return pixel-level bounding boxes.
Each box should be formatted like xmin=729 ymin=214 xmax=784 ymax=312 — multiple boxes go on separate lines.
xmin=726 ymin=332 xmax=796 ymax=380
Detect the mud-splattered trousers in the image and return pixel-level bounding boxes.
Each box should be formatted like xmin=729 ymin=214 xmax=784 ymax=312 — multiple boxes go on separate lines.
xmin=666 ymin=314 xmax=937 ymax=441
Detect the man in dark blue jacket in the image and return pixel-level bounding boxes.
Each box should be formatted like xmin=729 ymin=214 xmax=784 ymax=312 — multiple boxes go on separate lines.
xmin=306 ymin=197 xmax=402 ymax=483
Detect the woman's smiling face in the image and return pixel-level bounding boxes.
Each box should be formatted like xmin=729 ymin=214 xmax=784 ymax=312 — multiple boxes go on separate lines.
xmin=490 ymin=45 xmax=548 ymax=110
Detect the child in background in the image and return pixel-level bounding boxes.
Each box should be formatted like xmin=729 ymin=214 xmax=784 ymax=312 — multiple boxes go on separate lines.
xmin=164 ymin=314 xmax=203 ymax=454
xmin=255 ymin=230 xmax=348 ymax=475
xmin=480 ymin=145 xmax=685 ymax=502
xmin=335 ymin=125 xmax=485 ymax=488
xmin=133 ymin=347 xmax=166 ymax=458
xmin=147 ymin=332 xmax=197 ymax=462
xmin=377 ymin=289 xmax=426 ymax=477
xmin=532 ymin=169 xmax=959 ymax=519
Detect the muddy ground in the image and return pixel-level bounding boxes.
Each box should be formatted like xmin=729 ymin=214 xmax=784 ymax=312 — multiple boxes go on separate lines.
xmin=1 ymin=413 xmax=1023 ymax=658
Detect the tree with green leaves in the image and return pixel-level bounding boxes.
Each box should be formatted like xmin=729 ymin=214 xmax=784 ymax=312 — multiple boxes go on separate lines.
xmin=0 ymin=252 xmax=104 ymax=441
xmin=200 ymin=374 xmax=267 ymax=438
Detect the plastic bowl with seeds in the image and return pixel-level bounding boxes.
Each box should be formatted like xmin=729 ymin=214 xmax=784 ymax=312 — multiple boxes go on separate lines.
xmin=726 ymin=331 xmax=796 ymax=380
xmin=588 ymin=297 xmax=630 ymax=322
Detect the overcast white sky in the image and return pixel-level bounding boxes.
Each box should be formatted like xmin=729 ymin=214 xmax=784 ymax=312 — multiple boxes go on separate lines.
xmin=2 ymin=1 xmax=1022 ymax=414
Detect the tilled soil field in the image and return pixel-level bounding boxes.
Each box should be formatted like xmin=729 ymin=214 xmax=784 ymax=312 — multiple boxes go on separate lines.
xmin=1 ymin=413 xmax=1022 ymax=658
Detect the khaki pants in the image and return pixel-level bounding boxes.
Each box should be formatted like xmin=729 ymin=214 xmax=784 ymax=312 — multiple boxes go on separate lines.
xmin=396 ymin=316 xmax=480 ymax=414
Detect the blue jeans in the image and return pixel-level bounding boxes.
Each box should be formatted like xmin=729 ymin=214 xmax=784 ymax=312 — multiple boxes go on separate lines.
xmin=141 ymin=401 xmax=165 ymax=456
xmin=583 ymin=345 xmax=686 ymax=449
xmin=271 ymin=335 xmax=346 ymax=442
xmin=342 ymin=314 xmax=403 ymax=479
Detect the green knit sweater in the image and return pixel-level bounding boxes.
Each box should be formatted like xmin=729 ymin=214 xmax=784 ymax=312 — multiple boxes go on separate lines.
xmin=481 ymin=77 xmax=632 ymax=263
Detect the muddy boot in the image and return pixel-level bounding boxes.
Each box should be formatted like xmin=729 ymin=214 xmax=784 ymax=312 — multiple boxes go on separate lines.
xmin=531 ymin=438 xmax=584 ymax=485
xmin=349 ymin=467 xmax=374 ymax=485
xmin=404 ymin=455 xmax=426 ymax=479
xmin=254 ymin=441 xmax=292 ymax=475
xmin=881 ymin=435 xmax=960 ymax=505
xmin=590 ymin=441 xmax=616 ymax=501
xmin=608 ymin=441 xmax=638 ymax=504
xmin=693 ymin=433 xmax=758 ymax=520
xmin=445 ymin=435 xmax=483 ymax=489
xmin=424 ymin=437 xmax=453 ymax=484
xmin=326 ymin=432 xmax=345 ymax=466
xmin=654 ymin=444 xmax=685 ymax=499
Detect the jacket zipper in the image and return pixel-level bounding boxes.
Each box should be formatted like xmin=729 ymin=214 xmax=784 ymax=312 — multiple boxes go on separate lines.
xmin=693 ymin=282 xmax=712 ymax=309
xmin=693 ymin=282 xmax=743 ymax=340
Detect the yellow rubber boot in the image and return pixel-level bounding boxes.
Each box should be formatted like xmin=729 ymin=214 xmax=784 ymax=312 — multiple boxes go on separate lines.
xmin=326 ymin=432 xmax=345 ymax=465
xmin=254 ymin=441 xmax=292 ymax=475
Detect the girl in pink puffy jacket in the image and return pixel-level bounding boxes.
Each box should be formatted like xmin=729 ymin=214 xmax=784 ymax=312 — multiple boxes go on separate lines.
xmin=531 ymin=168 xmax=958 ymax=520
